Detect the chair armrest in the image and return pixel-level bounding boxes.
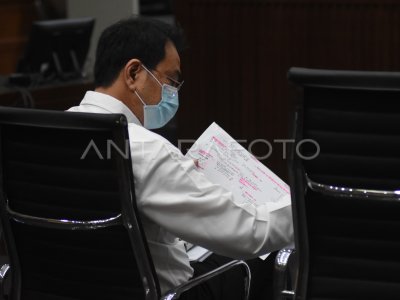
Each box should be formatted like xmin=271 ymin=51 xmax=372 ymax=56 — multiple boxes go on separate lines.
xmin=0 ymin=264 xmax=10 ymax=299
xmin=161 ymin=260 xmax=251 ymax=300
xmin=274 ymin=248 xmax=296 ymax=300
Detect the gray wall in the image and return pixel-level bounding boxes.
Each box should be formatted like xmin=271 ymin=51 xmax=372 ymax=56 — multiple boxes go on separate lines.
xmin=67 ymin=0 xmax=139 ymax=77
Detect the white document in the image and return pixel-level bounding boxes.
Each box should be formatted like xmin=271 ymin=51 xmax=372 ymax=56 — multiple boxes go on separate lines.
xmin=186 ymin=122 xmax=291 ymax=211
xmin=184 ymin=122 xmax=291 ymax=261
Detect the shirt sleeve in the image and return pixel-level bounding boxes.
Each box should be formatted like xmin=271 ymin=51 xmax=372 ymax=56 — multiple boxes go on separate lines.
xmin=129 ymin=125 xmax=294 ymax=259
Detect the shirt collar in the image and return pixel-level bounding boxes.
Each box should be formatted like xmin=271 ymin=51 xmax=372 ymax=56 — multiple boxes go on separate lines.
xmin=80 ymin=91 xmax=142 ymax=125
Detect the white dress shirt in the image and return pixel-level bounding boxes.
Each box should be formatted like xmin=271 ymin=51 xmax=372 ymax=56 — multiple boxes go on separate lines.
xmin=68 ymin=91 xmax=293 ymax=294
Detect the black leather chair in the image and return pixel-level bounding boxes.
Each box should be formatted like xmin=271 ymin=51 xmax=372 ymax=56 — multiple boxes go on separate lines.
xmin=0 ymin=107 xmax=251 ymax=300
xmin=275 ymin=67 xmax=400 ymax=300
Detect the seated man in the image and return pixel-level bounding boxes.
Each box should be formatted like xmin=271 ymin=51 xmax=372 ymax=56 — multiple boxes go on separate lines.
xmin=68 ymin=17 xmax=293 ymax=300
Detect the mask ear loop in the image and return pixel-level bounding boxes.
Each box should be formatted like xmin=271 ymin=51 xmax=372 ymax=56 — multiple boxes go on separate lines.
xmin=133 ymin=64 xmax=155 ymax=107
xmin=134 ymin=90 xmax=147 ymax=106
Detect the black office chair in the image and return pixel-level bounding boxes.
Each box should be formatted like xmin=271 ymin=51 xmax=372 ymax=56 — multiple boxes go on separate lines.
xmin=0 ymin=107 xmax=251 ymax=300
xmin=274 ymin=67 xmax=400 ymax=300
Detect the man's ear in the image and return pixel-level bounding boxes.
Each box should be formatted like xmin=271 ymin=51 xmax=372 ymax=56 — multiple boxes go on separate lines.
xmin=129 ymin=64 xmax=139 ymax=79
xmin=124 ymin=59 xmax=142 ymax=89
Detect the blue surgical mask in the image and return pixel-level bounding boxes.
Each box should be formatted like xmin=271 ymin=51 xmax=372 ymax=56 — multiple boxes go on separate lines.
xmin=135 ymin=65 xmax=179 ymax=129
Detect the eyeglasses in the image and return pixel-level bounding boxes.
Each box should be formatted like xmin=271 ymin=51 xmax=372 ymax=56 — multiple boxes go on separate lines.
xmin=165 ymin=76 xmax=184 ymax=91
xmin=142 ymin=64 xmax=185 ymax=91
xmin=151 ymin=68 xmax=184 ymax=91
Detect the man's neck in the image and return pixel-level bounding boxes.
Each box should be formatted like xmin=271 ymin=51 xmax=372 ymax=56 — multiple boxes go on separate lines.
xmin=95 ymin=85 xmax=144 ymax=125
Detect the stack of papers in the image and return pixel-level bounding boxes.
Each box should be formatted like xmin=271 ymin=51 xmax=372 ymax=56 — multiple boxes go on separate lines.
xmin=186 ymin=122 xmax=290 ymax=208
xmin=185 ymin=122 xmax=291 ymax=261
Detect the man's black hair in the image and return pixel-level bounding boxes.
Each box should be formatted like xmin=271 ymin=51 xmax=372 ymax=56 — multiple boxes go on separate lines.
xmin=94 ymin=17 xmax=184 ymax=87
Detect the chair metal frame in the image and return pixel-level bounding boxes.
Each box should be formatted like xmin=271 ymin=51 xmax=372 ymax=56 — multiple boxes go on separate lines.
xmin=274 ymin=67 xmax=400 ymax=300
xmin=0 ymin=107 xmax=251 ymax=300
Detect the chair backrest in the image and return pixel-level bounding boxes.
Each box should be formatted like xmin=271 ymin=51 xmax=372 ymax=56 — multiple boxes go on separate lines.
xmin=0 ymin=107 xmax=160 ymax=300
xmin=287 ymin=67 xmax=400 ymax=300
